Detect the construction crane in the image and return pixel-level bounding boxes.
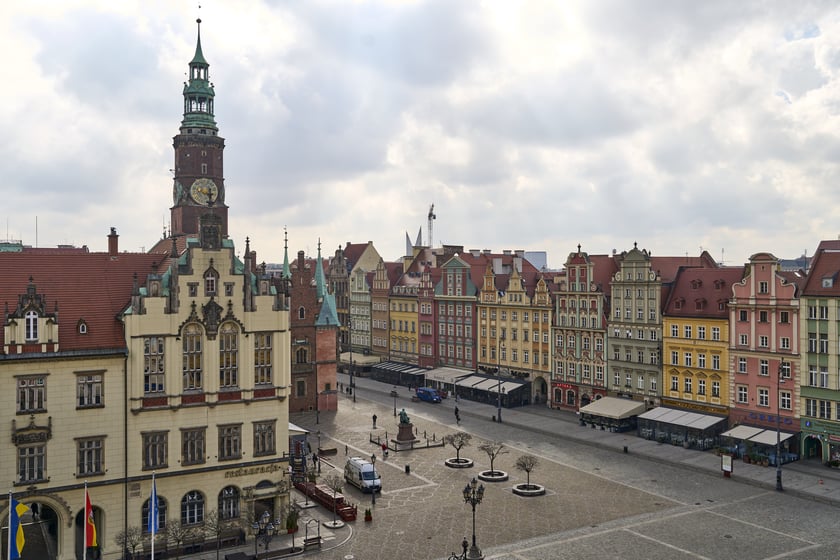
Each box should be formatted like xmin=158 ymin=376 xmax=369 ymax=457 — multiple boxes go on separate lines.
xmin=428 ymin=204 xmax=436 ymax=248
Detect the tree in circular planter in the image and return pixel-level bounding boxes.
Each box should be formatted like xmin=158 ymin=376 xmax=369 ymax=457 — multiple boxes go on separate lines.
xmin=478 ymin=441 xmax=509 ymax=482
xmin=444 ymin=432 xmax=474 ymax=468
xmin=512 ymin=454 xmax=545 ymax=496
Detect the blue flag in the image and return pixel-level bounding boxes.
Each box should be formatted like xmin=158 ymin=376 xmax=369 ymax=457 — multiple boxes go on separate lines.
xmin=147 ymin=478 xmax=159 ymax=535
xmin=9 ymin=498 xmax=29 ymax=560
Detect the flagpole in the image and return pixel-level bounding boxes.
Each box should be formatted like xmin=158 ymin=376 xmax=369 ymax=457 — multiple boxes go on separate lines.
xmin=150 ymin=472 xmax=156 ymax=560
xmin=83 ymin=481 xmax=87 ymax=560
xmin=7 ymin=490 xmax=12 ymax=560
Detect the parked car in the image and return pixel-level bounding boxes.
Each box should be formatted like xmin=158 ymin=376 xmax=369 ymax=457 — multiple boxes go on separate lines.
xmin=415 ymin=387 xmax=442 ymax=403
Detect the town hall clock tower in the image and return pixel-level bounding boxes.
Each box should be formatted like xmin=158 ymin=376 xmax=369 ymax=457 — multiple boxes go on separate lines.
xmin=170 ymin=18 xmax=228 ymax=238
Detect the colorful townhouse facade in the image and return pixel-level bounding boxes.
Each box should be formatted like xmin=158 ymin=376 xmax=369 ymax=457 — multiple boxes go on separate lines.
xmin=551 ymin=247 xmax=615 ymax=411
xmin=798 ymin=240 xmax=840 ymax=463
xmin=661 ymin=266 xmax=743 ymax=417
xmin=728 ymin=252 xmax=802 ymax=449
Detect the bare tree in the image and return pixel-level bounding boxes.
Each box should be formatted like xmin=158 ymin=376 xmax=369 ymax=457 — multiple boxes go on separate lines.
xmin=515 ymin=455 xmax=539 ymax=488
xmin=478 ymin=441 xmax=508 ymax=475
xmin=164 ymin=520 xmax=196 ymax=560
xmin=321 ymin=473 xmax=344 ymax=525
xmin=444 ymin=432 xmax=472 ymax=461
xmin=113 ymin=526 xmax=142 ymax=560
xmin=203 ymin=509 xmax=234 ymax=560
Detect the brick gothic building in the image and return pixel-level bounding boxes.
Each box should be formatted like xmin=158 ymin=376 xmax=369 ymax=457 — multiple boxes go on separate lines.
xmin=282 ymin=238 xmax=339 ymax=414
xmin=1 ymin=21 xmax=293 ymax=560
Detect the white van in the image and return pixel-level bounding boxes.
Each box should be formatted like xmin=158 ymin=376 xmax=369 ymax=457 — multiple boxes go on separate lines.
xmin=344 ymin=457 xmax=381 ymax=493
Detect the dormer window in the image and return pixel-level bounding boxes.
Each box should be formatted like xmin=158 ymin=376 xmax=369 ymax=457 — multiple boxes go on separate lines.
xmin=78 ymin=320 xmax=88 ymax=335
xmin=822 ymin=277 xmax=833 ymax=288
xmin=25 ymin=310 xmax=38 ymax=341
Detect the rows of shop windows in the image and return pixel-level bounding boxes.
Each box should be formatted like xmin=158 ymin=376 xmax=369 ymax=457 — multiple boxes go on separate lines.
xmin=143 ymin=329 xmax=273 ymax=394
xmin=482 ymin=326 xmax=550 ymax=343
xmin=479 ymin=309 xmax=549 ymax=323
xmin=141 ymin=486 xmax=242 ymax=531
xmin=554 ymin=362 xmax=604 ymax=380
xmin=438 ymin=302 xmax=473 ymax=316
xmin=669 ymin=376 xmax=722 ymax=397
xmin=734 ymin=385 xmax=792 ymax=409
xmin=613 ymin=306 xmax=658 ymax=321
xmin=735 ymin=358 xmax=792 ymax=379
xmin=668 ymin=351 xmax=721 ymax=370
xmin=803 ymin=398 xmax=840 ymax=419
xmin=613 ymin=346 xmax=661 ymax=366
xmin=556 ymin=334 xmax=603 ymax=351
xmin=15 ymin=421 xmax=277 ymax=484
xmin=667 ymin=325 xmax=722 ymax=341
xmin=610 ymin=327 xmax=659 ymax=341
xmin=734 ymin=332 xmax=792 ymax=349
xmin=483 ymin=346 xmax=548 ymax=366
xmin=611 ymin=371 xmax=658 ymax=392
xmin=391 ymin=319 xmax=416 ymax=333
xmin=16 ymin=373 xmax=103 ymax=414
xmin=737 ymin=309 xmax=792 ymax=323
xmin=142 ymin=421 xmax=276 ymax=470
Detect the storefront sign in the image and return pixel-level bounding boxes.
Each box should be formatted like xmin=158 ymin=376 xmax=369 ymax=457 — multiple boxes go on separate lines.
xmin=747 ymin=412 xmax=794 ymax=426
xmin=554 ymin=383 xmax=574 ymax=390
xmin=829 ymin=434 xmax=840 ymax=443
xmin=661 ymin=398 xmax=725 ymax=415
xmin=225 ymin=463 xmax=282 ymax=478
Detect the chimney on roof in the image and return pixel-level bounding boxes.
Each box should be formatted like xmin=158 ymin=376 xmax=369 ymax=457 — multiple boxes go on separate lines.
xmin=503 ymin=249 xmax=511 ymax=256
xmin=108 ymin=227 xmax=118 ymax=256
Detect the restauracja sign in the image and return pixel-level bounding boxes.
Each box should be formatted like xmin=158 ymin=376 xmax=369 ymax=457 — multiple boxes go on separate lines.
xmin=747 ymin=411 xmax=794 ymax=426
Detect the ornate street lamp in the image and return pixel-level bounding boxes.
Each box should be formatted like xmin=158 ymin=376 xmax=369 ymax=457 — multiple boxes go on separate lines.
xmin=497 ymin=333 xmax=505 ymax=423
xmin=391 ymin=387 xmax=398 ymax=417
xmin=462 ymin=477 xmax=485 ymax=559
xmin=776 ymin=361 xmax=788 ymax=492
xmin=370 ymin=454 xmax=377 ymax=505
xmin=252 ymin=510 xmax=279 ymax=557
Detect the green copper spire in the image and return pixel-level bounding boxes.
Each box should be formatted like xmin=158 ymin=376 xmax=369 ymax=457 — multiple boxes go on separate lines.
xmin=282 ymin=227 xmax=291 ymax=281
xmin=181 ymin=18 xmax=218 ymax=132
xmin=314 ymin=239 xmax=326 ymax=302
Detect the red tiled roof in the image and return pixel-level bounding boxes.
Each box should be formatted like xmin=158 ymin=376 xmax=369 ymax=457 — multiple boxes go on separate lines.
xmin=343 ymin=242 xmax=368 ymax=265
xmin=1 ymin=251 xmax=171 ymax=353
xmin=663 ymin=266 xmax=744 ymax=318
xmin=802 ymin=241 xmax=840 ymax=296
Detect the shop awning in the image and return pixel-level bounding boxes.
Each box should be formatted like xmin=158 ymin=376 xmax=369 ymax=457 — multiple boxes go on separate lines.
xmin=720 ymin=425 xmax=764 ymax=440
xmin=454 ymin=375 xmax=527 ymax=393
xmin=580 ymin=397 xmax=645 ymax=420
xmin=289 ymin=422 xmax=309 ymax=435
xmin=638 ymin=407 xmax=726 ymax=430
xmin=747 ymin=430 xmax=796 ymax=446
xmin=340 ymin=352 xmax=382 ymax=365
xmin=425 ymin=367 xmax=472 ymax=384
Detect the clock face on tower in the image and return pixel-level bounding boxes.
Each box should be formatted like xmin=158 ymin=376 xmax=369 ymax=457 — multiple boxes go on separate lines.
xmin=190 ymin=178 xmax=218 ymax=204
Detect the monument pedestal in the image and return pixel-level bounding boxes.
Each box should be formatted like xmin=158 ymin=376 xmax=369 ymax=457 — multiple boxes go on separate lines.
xmin=394 ymin=422 xmax=419 ymax=446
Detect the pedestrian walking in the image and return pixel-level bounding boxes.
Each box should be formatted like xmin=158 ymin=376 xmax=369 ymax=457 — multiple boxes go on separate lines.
xmin=372 ymin=414 xmax=378 ymax=428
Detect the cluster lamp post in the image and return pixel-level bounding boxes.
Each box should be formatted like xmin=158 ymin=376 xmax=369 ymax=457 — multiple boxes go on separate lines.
xmin=370 ymin=454 xmax=377 ymax=505
xmin=462 ymin=477 xmax=485 ymax=559
xmin=252 ymin=510 xmax=279 ymax=557
xmin=497 ymin=333 xmax=505 ymax=423
xmin=776 ymin=361 xmax=788 ymax=492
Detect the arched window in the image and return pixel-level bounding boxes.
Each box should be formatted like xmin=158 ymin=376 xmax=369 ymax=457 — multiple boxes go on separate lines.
xmin=142 ymin=495 xmax=167 ymax=533
xmin=182 ymin=324 xmax=203 ymax=390
xmin=181 ymin=491 xmax=204 ymax=525
xmin=295 ymin=347 xmax=308 ymax=365
xmin=298 ymin=306 xmax=306 ymax=320
xmin=204 ymin=268 xmax=218 ymax=296
xmin=219 ymin=323 xmax=239 ymax=388
xmin=218 ymin=486 xmax=240 ymax=520
xmin=25 ymin=310 xmax=38 ymax=341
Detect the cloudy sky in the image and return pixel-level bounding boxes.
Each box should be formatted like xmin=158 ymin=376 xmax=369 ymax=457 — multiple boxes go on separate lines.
xmin=3 ymin=1 xmax=840 ymax=268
